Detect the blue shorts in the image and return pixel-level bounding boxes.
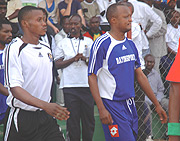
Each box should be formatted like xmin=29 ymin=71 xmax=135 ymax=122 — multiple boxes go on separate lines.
xmin=102 ymin=98 xmax=138 ymax=141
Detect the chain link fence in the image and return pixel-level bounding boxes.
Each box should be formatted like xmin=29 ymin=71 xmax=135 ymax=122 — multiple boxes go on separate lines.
xmin=133 ymin=6 xmax=180 ymax=141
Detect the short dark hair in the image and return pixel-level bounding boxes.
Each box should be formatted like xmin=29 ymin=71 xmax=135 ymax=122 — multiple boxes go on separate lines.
xmin=106 ymin=3 xmax=119 ymax=24
xmin=60 ymin=15 xmax=70 ymax=25
xmin=69 ymin=14 xmax=82 ymax=23
xmin=144 ymin=54 xmax=155 ymax=61
xmin=18 ymin=6 xmax=40 ymax=28
xmin=106 ymin=3 xmax=128 ymax=24
xmin=0 ymin=20 xmax=11 ymax=30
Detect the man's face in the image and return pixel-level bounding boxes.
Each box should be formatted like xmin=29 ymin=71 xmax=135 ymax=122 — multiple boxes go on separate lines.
xmin=115 ymin=6 xmax=132 ymax=33
xmin=24 ymin=10 xmax=47 ymax=36
xmin=0 ymin=4 xmax=7 ymax=19
xmin=69 ymin=16 xmax=81 ymax=36
xmin=0 ymin=24 xmax=12 ymax=45
xmin=145 ymin=56 xmax=155 ymax=71
xmin=171 ymin=12 xmax=180 ymax=27
xmin=89 ymin=17 xmax=100 ymax=33
xmin=62 ymin=18 xmax=70 ymax=34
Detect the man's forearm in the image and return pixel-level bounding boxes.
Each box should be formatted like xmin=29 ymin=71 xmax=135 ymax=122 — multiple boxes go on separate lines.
xmin=88 ymin=74 xmax=105 ymax=111
xmin=10 ymin=86 xmax=48 ymax=110
xmin=0 ymin=83 xmax=8 ymax=96
xmin=55 ymin=58 xmax=75 ymax=69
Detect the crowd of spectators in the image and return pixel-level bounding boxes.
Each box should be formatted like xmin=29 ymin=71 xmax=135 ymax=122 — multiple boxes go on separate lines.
xmin=0 ymin=0 xmax=180 ymax=140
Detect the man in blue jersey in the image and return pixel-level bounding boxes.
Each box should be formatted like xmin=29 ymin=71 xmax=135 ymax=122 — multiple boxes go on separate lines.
xmin=88 ymin=3 xmax=167 ymax=141
xmin=0 ymin=20 xmax=11 ymax=125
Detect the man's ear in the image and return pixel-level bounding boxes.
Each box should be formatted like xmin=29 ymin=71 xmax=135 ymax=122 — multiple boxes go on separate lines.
xmin=111 ymin=16 xmax=117 ymax=25
xmin=21 ymin=20 xmax=29 ymax=28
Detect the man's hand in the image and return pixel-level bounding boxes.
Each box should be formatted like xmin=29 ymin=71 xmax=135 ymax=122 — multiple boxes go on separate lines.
xmin=44 ymin=103 xmax=70 ymax=120
xmin=53 ymin=26 xmax=59 ymax=34
xmin=155 ymin=105 xmax=168 ymax=124
xmin=74 ymin=53 xmax=83 ymax=62
xmin=56 ymin=76 xmax=60 ymax=85
xmin=99 ymin=108 xmax=113 ymax=125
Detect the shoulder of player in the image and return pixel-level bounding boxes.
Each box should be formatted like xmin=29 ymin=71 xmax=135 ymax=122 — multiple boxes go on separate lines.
xmin=93 ymin=33 xmax=110 ymax=46
xmin=7 ymin=37 xmax=24 ymax=51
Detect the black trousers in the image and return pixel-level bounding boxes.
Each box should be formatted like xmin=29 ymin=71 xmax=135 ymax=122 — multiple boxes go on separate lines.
xmin=3 ymin=107 xmax=65 ymax=141
xmin=63 ymin=87 xmax=95 ymax=141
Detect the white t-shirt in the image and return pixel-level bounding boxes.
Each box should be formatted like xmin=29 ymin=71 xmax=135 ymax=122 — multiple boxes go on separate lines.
xmin=96 ymin=0 xmax=116 ymax=25
xmin=54 ymin=36 xmax=93 ymax=88
xmin=166 ymin=24 xmax=180 ymax=53
xmin=4 ymin=37 xmax=53 ymax=111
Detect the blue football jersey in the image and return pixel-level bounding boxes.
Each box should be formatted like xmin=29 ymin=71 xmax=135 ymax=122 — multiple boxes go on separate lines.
xmin=88 ymin=32 xmax=141 ymax=101
xmin=0 ymin=50 xmax=8 ymax=123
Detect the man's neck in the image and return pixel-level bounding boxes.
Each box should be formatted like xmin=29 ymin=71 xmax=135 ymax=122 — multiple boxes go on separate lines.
xmin=144 ymin=68 xmax=152 ymax=76
xmin=109 ymin=29 xmax=125 ymax=41
xmin=22 ymin=34 xmax=40 ymax=45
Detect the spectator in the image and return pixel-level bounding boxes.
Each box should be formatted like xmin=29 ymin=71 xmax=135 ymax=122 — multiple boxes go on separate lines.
xmin=0 ymin=0 xmax=18 ymax=37
xmin=3 ymin=6 xmax=69 ymax=141
xmin=129 ymin=0 xmax=162 ymax=57
xmin=144 ymin=0 xmax=167 ymax=72
xmin=83 ymin=16 xmax=105 ymax=41
xmin=144 ymin=54 xmax=167 ymax=110
xmin=54 ymin=15 xmax=71 ymax=106
xmin=80 ymin=0 xmax=100 ymax=25
xmin=6 ymin=0 xmax=22 ymax=23
xmin=38 ymin=0 xmax=61 ymax=35
xmin=160 ymin=10 xmax=180 ymax=80
xmin=96 ymin=0 xmax=116 ymax=31
xmin=55 ymin=15 xmax=70 ymax=45
xmin=58 ymin=0 xmax=86 ymax=26
xmin=54 ymin=14 xmax=95 ymax=141
xmin=0 ymin=20 xmax=11 ymax=125
xmin=0 ymin=0 xmax=7 ymax=20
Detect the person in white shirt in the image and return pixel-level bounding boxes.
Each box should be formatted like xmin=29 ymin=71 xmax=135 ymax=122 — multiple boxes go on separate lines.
xmin=55 ymin=15 xmax=70 ymax=45
xmin=54 ymin=15 xmax=71 ymax=106
xmin=54 ymin=14 xmax=95 ymax=141
xmin=96 ymin=0 xmax=116 ymax=31
xmin=143 ymin=0 xmax=167 ymax=72
xmin=3 ymin=6 xmax=69 ymax=141
xmin=129 ymin=0 xmax=162 ymax=57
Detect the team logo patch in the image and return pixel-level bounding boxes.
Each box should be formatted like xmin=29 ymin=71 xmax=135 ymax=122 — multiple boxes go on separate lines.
xmin=108 ymin=125 xmax=119 ymax=137
xmin=122 ymin=45 xmax=127 ymax=50
xmin=48 ymin=53 xmax=53 ymax=62
xmin=39 ymin=52 xmax=43 ymax=57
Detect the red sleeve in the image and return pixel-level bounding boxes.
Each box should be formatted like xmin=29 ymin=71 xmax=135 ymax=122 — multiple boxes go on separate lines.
xmin=83 ymin=32 xmax=93 ymax=40
xmin=166 ymin=38 xmax=180 ymax=82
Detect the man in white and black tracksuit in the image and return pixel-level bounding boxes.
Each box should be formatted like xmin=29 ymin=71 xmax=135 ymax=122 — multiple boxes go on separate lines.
xmin=3 ymin=6 xmax=70 ymax=141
